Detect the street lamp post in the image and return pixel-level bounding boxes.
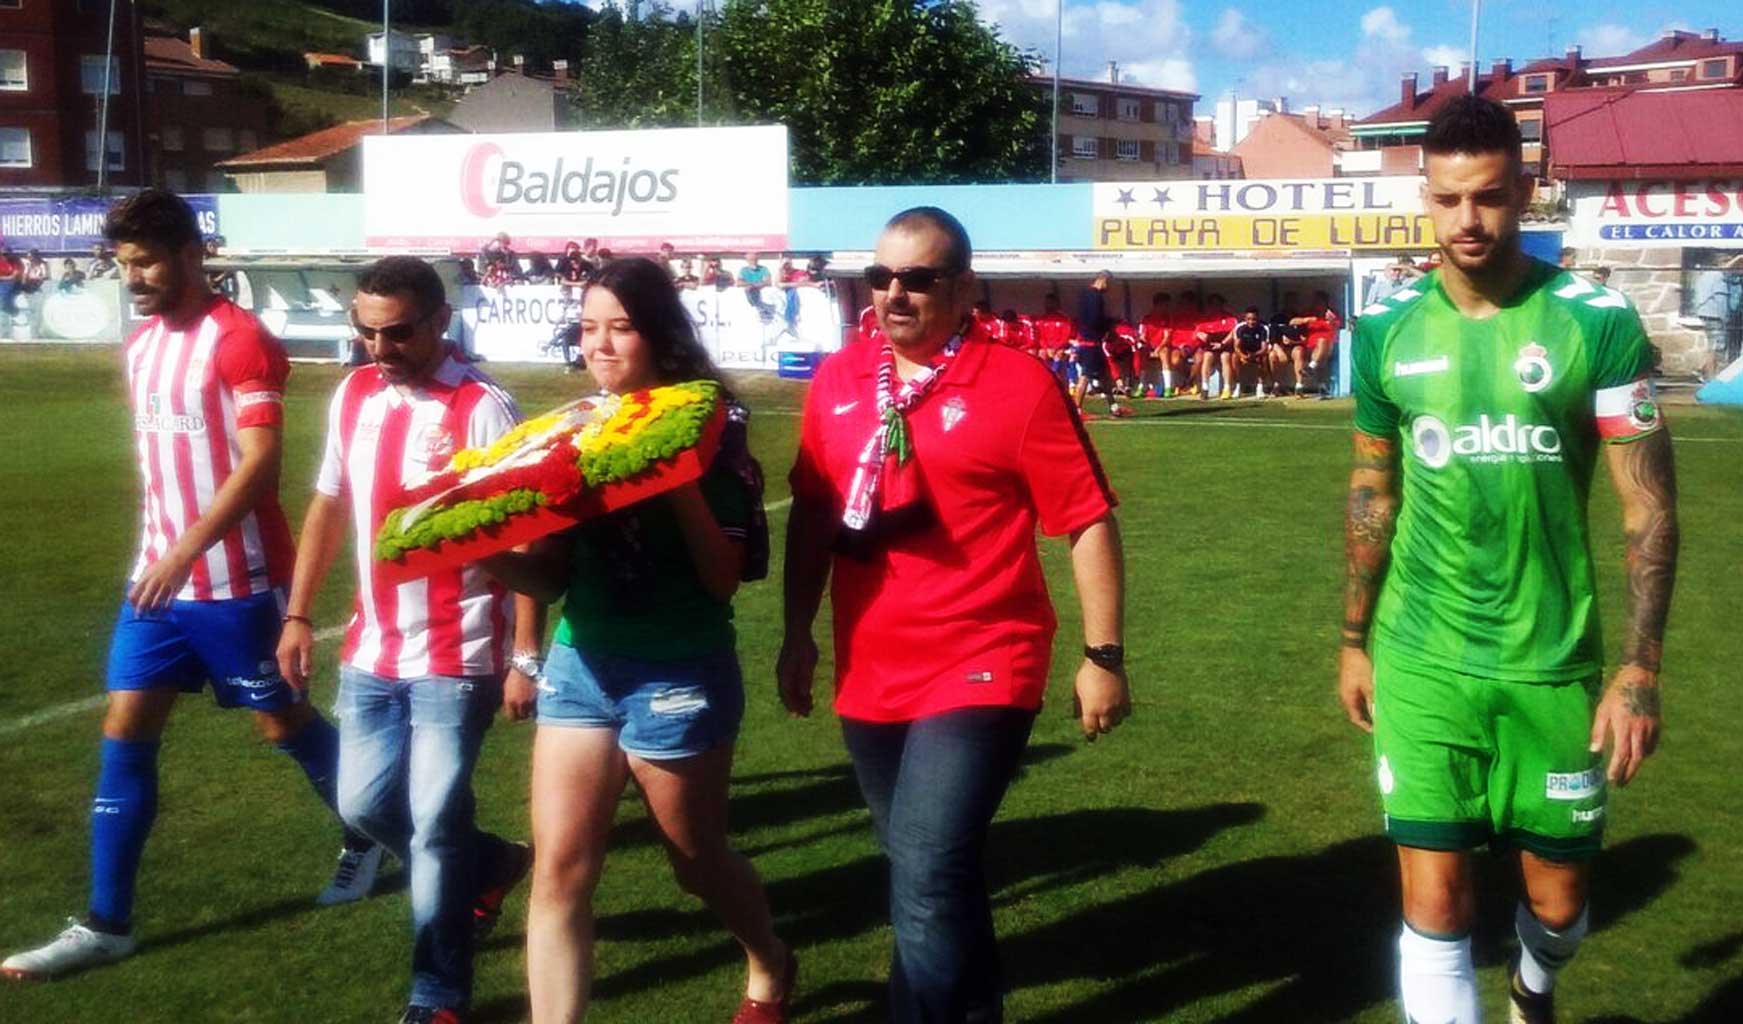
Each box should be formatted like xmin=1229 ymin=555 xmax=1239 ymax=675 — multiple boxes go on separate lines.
xmin=1051 ymin=0 xmax=1062 ymax=183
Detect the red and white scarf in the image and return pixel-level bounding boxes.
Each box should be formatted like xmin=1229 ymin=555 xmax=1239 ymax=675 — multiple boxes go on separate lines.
xmin=841 ymin=333 xmax=964 ymax=531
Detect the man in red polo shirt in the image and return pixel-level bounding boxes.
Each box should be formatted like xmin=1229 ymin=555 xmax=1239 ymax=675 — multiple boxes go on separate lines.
xmin=778 ymin=206 xmax=1130 ymax=1024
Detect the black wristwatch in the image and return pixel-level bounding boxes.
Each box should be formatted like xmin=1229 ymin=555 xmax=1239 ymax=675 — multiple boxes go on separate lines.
xmin=1083 ymin=643 xmax=1125 ymax=670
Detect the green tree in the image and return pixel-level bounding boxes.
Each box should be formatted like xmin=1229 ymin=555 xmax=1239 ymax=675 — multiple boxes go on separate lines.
xmin=710 ymin=0 xmax=1049 ymax=184
xmin=575 ymin=2 xmax=706 ymax=129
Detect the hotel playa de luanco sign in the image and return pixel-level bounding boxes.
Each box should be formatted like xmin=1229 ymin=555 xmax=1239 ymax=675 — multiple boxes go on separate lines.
xmin=1093 ymin=176 xmax=1433 ymax=252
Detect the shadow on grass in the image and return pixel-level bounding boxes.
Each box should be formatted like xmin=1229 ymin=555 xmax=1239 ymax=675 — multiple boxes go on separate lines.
xmin=581 ymin=801 xmax=1264 ymax=1008
xmin=1586 ymin=926 xmax=1743 ymax=1024
xmin=140 ymin=868 xmax=408 ymax=954
xmin=1019 ymin=832 xmax=1695 ymax=1023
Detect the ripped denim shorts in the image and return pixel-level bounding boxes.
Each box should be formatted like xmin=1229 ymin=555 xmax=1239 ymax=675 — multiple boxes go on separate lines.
xmin=537 ymin=641 xmax=745 ymax=760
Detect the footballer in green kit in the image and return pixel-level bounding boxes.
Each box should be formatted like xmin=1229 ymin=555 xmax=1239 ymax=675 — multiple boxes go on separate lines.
xmin=1338 ymin=97 xmax=1679 ymax=1024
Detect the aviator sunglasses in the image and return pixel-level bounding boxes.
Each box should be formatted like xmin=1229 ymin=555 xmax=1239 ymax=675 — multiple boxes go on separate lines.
xmin=864 ymin=264 xmax=960 ymax=293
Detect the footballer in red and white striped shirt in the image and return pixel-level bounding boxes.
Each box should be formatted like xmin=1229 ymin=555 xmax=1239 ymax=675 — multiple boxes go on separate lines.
xmin=125 ymin=297 xmax=296 ymax=602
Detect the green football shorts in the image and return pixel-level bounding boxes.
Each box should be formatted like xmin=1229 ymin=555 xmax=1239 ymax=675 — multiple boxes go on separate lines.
xmin=1371 ymin=642 xmax=1607 ymax=861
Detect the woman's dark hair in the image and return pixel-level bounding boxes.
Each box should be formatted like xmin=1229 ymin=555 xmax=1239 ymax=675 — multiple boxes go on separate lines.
xmin=589 ymin=256 xmax=732 ymax=399
xmin=1424 ymin=95 xmax=1522 ymax=167
xmin=104 ymin=188 xmax=201 ymax=252
xmin=356 ymin=256 xmax=448 ymax=320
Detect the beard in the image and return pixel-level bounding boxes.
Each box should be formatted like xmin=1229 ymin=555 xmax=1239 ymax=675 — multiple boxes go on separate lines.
xmin=1438 ymin=219 xmax=1520 ymax=275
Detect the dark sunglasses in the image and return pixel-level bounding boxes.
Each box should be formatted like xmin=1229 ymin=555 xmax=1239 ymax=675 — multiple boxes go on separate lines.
xmin=864 ymin=264 xmax=959 ymax=293
xmin=351 ymin=313 xmax=428 ymax=343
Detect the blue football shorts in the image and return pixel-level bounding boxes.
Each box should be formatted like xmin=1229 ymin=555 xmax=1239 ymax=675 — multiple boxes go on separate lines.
xmin=105 ymin=588 xmax=303 ymax=711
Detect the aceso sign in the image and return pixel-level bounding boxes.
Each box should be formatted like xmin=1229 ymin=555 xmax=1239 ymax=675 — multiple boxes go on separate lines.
xmin=364 ymin=126 xmax=788 ymax=252
xmin=1570 ymin=179 xmax=1743 ymax=247
xmin=1094 ymin=177 xmax=1433 ymax=251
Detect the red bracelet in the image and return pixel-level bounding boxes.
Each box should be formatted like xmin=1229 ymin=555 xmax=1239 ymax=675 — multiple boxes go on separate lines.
xmin=284 ymin=614 xmax=313 ymax=626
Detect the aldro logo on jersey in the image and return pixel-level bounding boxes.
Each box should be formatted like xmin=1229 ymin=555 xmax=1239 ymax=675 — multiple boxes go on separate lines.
xmin=1514 ymin=342 xmax=1553 ymax=393
xmin=1410 ymin=414 xmax=1563 ymax=468
xmin=134 ymin=393 xmax=207 ymax=435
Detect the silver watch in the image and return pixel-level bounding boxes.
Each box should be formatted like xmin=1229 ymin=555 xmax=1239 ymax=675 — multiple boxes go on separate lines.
xmin=511 ymin=651 xmax=544 ymax=678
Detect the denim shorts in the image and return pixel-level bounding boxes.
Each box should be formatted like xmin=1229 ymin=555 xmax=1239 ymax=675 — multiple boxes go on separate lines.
xmin=538 ymin=643 xmax=744 ymax=760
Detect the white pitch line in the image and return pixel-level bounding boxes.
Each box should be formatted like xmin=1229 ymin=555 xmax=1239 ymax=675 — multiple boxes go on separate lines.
xmin=0 ymin=624 xmax=350 ymax=737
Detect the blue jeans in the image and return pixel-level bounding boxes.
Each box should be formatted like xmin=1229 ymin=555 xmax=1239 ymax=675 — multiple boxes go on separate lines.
xmin=335 ymin=666 xmax=508 ymax=1010
xmin=841 ymin=706 xmax=1037 ymax=1024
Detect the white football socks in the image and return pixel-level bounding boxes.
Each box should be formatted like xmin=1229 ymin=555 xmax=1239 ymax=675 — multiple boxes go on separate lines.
xmin=1399 ymin=925 xmax=1480 ymax=1024
xmin=1162 ymin=369 xmax=1173 ymax=389
xmin=1516 ymin=902 xmax=1587 ymax=995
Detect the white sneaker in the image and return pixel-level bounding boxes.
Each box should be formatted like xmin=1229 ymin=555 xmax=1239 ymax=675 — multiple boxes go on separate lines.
xmin=316 ymin=844 xmax=385 ymax=906
xmin=2 ymin=919 xmax=137 ymax=979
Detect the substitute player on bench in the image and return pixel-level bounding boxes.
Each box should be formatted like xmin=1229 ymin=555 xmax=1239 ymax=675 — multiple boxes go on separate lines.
xmin=3 ymin=190 xmax=377 ymax=981
xmin=1338 ymin=97 xmax=1679 ymax=1024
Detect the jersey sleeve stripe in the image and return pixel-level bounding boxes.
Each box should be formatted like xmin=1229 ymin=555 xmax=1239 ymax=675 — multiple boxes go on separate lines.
xmin=1594 ymin=377 xmax=1664 ymax=441
xmin=201 ymin=321 xmax=255 ymax=598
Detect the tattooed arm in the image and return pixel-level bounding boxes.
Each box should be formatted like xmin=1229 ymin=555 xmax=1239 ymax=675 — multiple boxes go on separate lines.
xmin=1589 ymin=428 xmax=1679 ymax=786
xmin=1338 ymin=431 xmax=1400 ymax=733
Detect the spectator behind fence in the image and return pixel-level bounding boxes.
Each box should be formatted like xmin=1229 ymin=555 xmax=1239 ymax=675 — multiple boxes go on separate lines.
xmin=0 ymin=247 xmax=22 ymax=315
xmin=673 ymin=258 xmax=700 ymax=291
xmin=22 ymin=249 xmax=49 ymax=296
xmin=523 ymin=252 xmax=555 ymax=285
xmin=703 ymin=257 xmax=733 ymax=291
xmin=58 ymin=258 xmax=87 ymax=294
xmin=1594 ymin=266 xmax=1612 ymax=287
xmin=88 ymin=244 xmax=119 ymax=280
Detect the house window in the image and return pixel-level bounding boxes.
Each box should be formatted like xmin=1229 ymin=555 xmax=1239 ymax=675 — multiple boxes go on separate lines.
xmin=184 ymin=79 xmax=212 ymax=97
xmin=202 ymin=126 xmax=233 ymax=152
xmin=1519 ymin=119 xmax=1542 ymax=143
xmin=1157 ymin=101 xmax=1178 ymax=123
xmin=84 ymin=130 xmax=125 ymax=171
xmin=1071 ymin=92 xmax=1098 ymax=117
xmin=1701 ymin=59 xmax=1728 ymax=79
xmin=0 ymin=50 xmax=26 ymax=91
xmin=163 ymin=168 xmax=189 ymax=192
xmin=80 ymin=56 xmax=122 ymax=95
xmin=1623 ymin=72 xmax=1648 ymax=84
xmin=1115 ymin=139 xmax=1140 ymax=161
xmin=1165 ymin=141 xmax=1181 ymax=164
xmin=1071 ymin=136 xmax=1099 ymax=159
xmin=238 ymin=129 xmax=258 ymax=153
xmin=1523 ymin=75 xmax=1549 ymax=94
xmin=0 ymin=127 xmax=30 ymax=168
xmin=160 ymin=125 xmax=183 ymax=152
xmin=1116 ymin=97 xmax=1140 ymax=121
xmin=1670 ymin=68 xmax=1689 ymax=81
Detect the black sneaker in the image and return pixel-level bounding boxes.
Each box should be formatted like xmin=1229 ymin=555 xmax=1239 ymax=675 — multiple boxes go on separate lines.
xmin=473 ymin=841 xmax=532 ymax=939
xmin=1509 ymin=968 xmax=1555 ymax=1024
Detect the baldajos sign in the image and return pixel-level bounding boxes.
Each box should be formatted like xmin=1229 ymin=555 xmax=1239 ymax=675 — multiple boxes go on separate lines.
xmin=1093 ymin=176 xmax=1433 ymax=251
xmin=363 ymin=126 xmax=788 ymax=252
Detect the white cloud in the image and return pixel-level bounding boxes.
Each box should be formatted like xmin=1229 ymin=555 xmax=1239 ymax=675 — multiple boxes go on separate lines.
xmin=1227 ymin=5 xmax=1462 ymax=118
xmin=979 ymin=0 xmax=1197 ymax=92
xmin=1420 ymin=45 xmax=1467 ymax=71
xmin=1577 ymin=23 xmax=1650 ymax=56
xmin=1360 ymin=6 xmax=1410 ymax=45
xmin=1211 ymin=8 xmax=1264 ymax=61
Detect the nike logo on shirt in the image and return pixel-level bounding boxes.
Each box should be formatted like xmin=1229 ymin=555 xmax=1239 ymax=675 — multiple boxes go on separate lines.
xmin=833 ymin=402 xmax=859 ymax=415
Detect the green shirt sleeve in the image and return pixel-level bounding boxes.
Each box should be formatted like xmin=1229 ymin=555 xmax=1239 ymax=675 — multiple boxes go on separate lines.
xmin=1587 ymin=303 xmax=1655 ymax=390
xmin=1351 ymin=317 xmax=1401 ymax=437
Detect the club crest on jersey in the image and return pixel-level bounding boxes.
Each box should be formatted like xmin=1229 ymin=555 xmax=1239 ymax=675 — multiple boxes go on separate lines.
xmin=941 ymin=395 xmax=967 ymax=433
xmin=1514 ymin=342 xmax=1553 ymax=393
xmin=416 ymin=425 xmax=455 ymax=463
xmin=1627 ymin=380 xmax=1660 ymax=432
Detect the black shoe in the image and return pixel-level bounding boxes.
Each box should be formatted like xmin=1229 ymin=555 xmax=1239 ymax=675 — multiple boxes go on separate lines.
xmin=1509 ymin=968 xmax=1556 ymax=1024
xmin=473 ymin=840 xmax=532 ymax=939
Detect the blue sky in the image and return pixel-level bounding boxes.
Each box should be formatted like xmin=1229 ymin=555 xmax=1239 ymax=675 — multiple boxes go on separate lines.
xmin=975 ymin=0 xmax=1742 ymax=118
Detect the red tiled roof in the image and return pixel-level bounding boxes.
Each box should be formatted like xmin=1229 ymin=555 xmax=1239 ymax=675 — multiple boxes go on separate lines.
xmin=1358 ymin=76 xmax=1498 ymax=126
xmin=1546 ymin=89 xmax=1743 ymax=179
xmin=143 ymin=35 xmax=238 ymax=77
xmin=216 ymin=116 xmax=429 ymax=169
xmin=305 ymin=52 xmax=364 ymax=67
xmin=1027 ymin=74 xmax=1199 ymax=100
xmin=1585 ymin=32 xmax=1743 ymax=68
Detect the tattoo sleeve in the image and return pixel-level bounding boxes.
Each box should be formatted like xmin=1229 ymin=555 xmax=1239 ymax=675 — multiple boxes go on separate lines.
xmin=1608 ymin=429 xmax=1680 ymax=673
xmin=1344 ymin=432 xmax=1400 ymax=648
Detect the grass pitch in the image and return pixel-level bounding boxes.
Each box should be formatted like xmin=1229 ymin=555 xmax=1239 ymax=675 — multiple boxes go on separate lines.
xmin=2 ymin=347 xmax=1741 ymax=1023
